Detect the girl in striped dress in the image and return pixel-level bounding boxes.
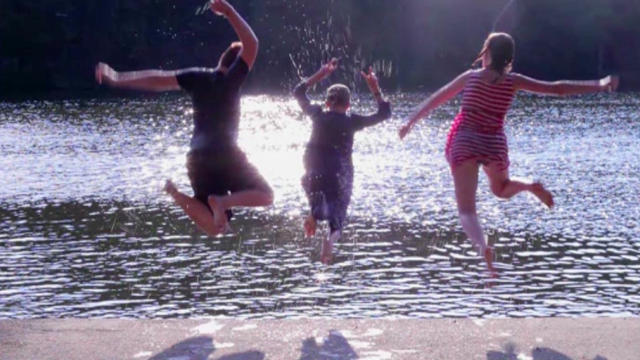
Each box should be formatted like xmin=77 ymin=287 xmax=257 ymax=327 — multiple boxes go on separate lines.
xmin=399 ymin=33 xmax=618 ymax=275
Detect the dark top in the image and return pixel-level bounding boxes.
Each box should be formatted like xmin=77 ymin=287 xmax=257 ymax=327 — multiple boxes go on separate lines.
xmin=176 ymin=57 xmax=249 ymax=150
xmin=293 ymin=82 xmax=392 ymax=173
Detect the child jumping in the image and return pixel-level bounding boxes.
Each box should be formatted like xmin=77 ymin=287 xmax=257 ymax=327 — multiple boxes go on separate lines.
xmin=399 ymin=33 xmax=618 ymax=275
xmin=95 ymin=0 xmax=273 ymax=236
xmin=293 ymin=59 xmax=392 ymax=264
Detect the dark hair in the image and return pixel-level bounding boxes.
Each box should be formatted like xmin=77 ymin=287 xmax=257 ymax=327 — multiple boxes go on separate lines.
xmin=474 ymin=32 xmax=515 ymax=75
xmin=218 ymin=42 xmax=242 ymax=69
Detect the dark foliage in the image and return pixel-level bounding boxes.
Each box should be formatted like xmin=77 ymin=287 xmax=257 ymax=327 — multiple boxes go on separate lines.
xmin=1 ymin=0 xmax=638 ymax=97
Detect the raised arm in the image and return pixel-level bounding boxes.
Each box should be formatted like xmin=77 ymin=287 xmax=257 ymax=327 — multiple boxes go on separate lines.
xmin=95 ymin=63 xmax=180 ymax=92
xmin=513 ymin=74 xmax=619 ymax=96
xmin=399 ymin=70 xmax=472 ymax=140
xmin=293 ymin=58 xmax=338 ymax=116
xmin=352 ymin=67 xmax=392 ymax=130
xmin=211 ymin=0 xmax=258 ymax=70
xmin=305 ymin=58 xmax=339 ymax=88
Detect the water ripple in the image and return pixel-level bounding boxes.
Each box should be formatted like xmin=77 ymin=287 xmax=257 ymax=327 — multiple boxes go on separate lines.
xmin=1 ymin=94 xmax=639 ymax=318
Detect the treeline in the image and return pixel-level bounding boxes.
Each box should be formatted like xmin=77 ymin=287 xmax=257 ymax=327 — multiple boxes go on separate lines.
xmin=1 ymin=0 xmax=638 ymax=97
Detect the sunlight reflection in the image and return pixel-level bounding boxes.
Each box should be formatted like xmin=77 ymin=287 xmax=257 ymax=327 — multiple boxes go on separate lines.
xmin=239 ymin=96 xmax=308 ymax=211
xmin=315 ymin=271 xmax=329 ymax=283
xmin=2 ymin=94 xmax=640 ymax=318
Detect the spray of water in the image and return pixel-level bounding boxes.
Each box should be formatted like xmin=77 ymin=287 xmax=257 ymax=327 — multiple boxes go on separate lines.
xmin=492 ymin=0 xmax=516 ymax=32
xmin=196 ymin=1 xmax=211 ymax=16
xmin=286 ymin=13 xmax=393 ymax=103
xmin=194 ymin=1 xmax=394 ymax=99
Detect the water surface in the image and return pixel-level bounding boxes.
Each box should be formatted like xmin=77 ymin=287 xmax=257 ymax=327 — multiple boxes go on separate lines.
xmin=1 ymin=93 xmax=639 ymax=318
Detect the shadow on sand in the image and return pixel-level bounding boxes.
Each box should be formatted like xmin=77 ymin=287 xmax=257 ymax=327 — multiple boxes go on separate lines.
xmin=147 ymin=333 xmax=610 ymax=360
xmin=487 ymin=342 xmax=608 ymax=360
xmin=298 ymin=330 xmax=358 ymax=360
xmin=146 ymin=330 xmax=357 ymax=360
xmin=147 ymin=336 xmax=264 ymax=360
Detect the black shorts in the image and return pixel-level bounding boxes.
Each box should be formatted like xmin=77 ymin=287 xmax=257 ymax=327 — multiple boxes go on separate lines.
xmin=187 ymin=147 xmax=271 ymax=220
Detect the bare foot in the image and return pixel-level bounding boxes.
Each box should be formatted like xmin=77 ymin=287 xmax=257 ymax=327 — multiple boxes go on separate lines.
xmin=207 ymin=196 xmax=228 ymax=233
xmin=304 ymin=215 xmax=317 ymax=238
xmin=163 ymin=179 xmax=178 ymax=197
xmin=531 ymin=183 xmax=554 ymax=208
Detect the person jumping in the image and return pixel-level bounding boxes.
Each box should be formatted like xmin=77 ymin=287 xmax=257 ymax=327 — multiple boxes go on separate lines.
xmin=294 ymin=59 xmax=392 ymax=264
xmin=95 ymin=0 xmax=273 ymax=236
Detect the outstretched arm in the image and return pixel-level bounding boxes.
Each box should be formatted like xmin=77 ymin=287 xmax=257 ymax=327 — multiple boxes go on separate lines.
xmin=293 ymin=58 xmax=339 ymax=116
xmin=513 ymin=74 xmax=619 ymax=96
xmin=352 ymin=67 xmax=392 ymax=130
xmin=95 ymin=63 xmax=180 ymax=92
xmin=399 ymin=70 xmax=472 ymax=140
xmin=304 ymin=58 xmax=339 ymax=88
xmin=211 ymin=0 xmax=258 ymax=70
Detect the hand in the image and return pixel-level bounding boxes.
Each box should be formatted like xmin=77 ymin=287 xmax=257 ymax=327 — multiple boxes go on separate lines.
xmin=360 ymin=66 xmax=380 ymax=93
xmin=399 ymin=123 xmax=413 ymax=140
xmin=600 ymin=75 xmax=619 ymax=92
xmin=319 ymin=58 xmax=339 ymax=78
xmin=95 ymin=62 xmax=117 ymax=85
xmin=210 ymin=0 xmax=234 ymax=17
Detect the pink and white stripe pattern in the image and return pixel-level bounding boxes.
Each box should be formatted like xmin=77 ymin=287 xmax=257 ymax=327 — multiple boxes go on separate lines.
xmin=445 ymin=71 xmax=516 ymax=170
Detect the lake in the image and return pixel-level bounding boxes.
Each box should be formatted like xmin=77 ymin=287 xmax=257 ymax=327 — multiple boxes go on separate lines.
xmin=0 ymin=92 xmax=639 ymax=319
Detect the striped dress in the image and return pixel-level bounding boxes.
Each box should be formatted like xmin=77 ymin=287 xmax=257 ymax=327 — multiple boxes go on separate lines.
xmin=445 ymin=70 xmax=516 ymax=170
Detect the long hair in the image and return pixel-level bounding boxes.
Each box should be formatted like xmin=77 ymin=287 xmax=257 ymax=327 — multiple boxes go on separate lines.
xmin=473 ymin=33 xmax=515 ymax=75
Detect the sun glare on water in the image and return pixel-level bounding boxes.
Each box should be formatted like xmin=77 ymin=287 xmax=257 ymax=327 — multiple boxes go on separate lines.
xmin=239 ymin=95 xmax=309 ymax=181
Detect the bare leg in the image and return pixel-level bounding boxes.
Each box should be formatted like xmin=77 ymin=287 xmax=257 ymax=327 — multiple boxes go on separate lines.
xmin=483 ymin=163 xmax=554 ymax=208
xmin=321 ymin=229 xmax=341 ymax=265
xmin=452 ymin=161 xmax=495 ymax=275
xmin=208 ymin=190 xmax=274 ymax=231
xmin=164 ymin=180 xmax=221 ymax=236
xmin=304 ymin=213 xmax=317 ymax=238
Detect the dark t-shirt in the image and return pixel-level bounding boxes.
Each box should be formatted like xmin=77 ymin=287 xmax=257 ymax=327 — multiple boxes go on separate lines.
xmin=293 ymin=83 xmax=392 ymax=173
xmin=176 ymin=57 xmax=249 ymax=150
